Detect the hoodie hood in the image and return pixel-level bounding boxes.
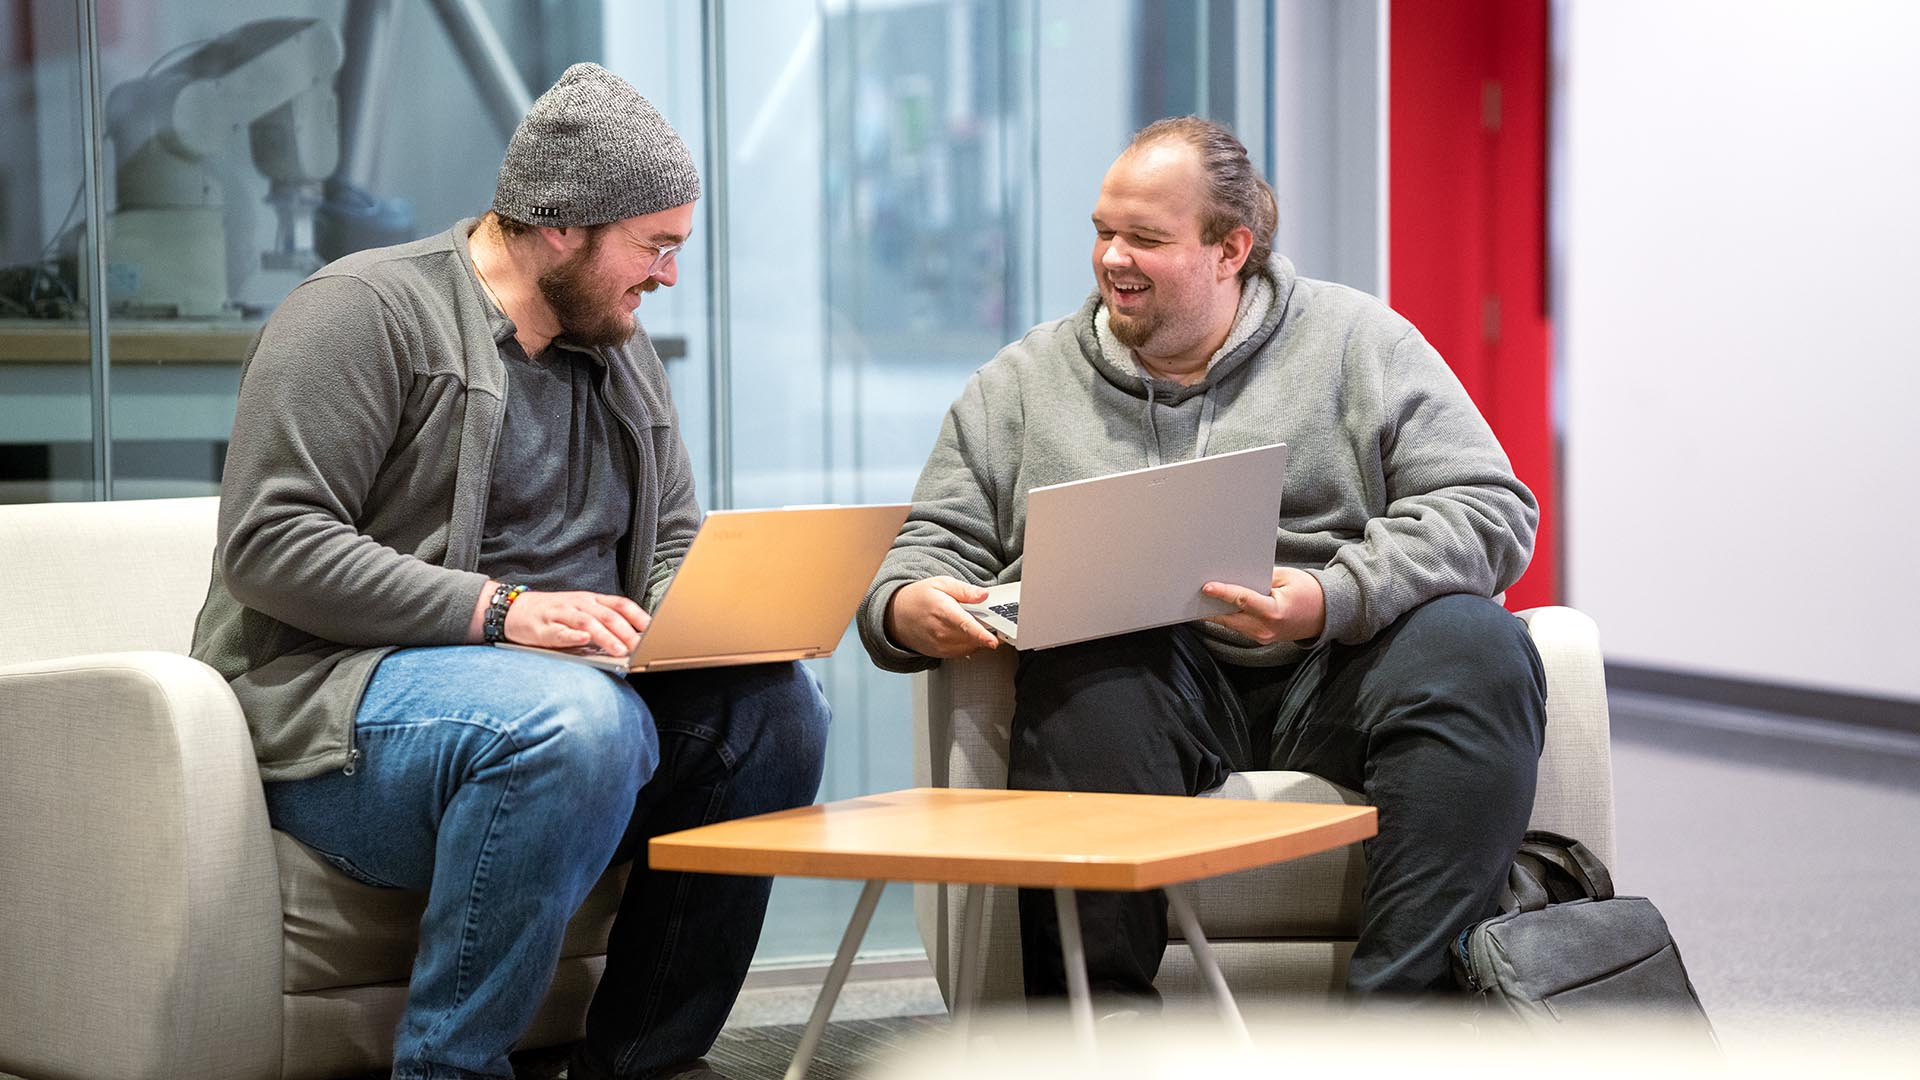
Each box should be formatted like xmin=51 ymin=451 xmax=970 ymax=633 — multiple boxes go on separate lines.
xmin=1078 ymin=254 xmax=1297 ymax=404
xmin=1077 ymin=255 xmax=1297 ymax=464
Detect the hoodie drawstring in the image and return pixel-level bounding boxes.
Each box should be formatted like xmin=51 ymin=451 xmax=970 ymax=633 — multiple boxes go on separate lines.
xmin=1143 ymin=378 xmax=1164 ymax=467
xmin=1143 ymin=378 xmax=1219 ymax=465
xmin=1195 ymin=387 xmax=1218 ymax=460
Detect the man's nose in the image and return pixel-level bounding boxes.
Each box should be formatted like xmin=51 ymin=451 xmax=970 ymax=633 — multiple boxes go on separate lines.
xmin=1102 ymin=240 xmax=1131 ymax=268
xmin=651 ymin=260 xmax=679 ymax=288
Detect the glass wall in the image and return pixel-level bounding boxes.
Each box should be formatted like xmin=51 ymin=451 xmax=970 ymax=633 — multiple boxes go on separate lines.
xmin=1 ymin=0 xmax=98 ymax=501
xmin=0 ymin=0 xmax=1380 ymax=967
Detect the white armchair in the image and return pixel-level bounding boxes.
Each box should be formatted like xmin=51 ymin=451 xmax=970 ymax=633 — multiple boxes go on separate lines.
xmin=910 ymin=606 xmax=1616 ymax=1004
xmin=0 ymin=498 xmax=623 ymax=1080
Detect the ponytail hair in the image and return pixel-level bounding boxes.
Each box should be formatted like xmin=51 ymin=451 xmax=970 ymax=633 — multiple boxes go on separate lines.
xmin=1127 ymin=116 xmax=1277 ymax=282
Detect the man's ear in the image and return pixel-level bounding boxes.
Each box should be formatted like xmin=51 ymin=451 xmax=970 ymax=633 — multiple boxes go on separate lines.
xmin=1217 ymin=224 xmax=1254 ymax=282
xmin=538 ymin=225 xmax=583 ymax=255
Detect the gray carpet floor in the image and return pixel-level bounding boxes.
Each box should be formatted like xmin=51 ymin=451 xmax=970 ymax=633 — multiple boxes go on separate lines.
xmin=706 ymin=1017 xmax=948 ymax=1080
xmin=1605 ymin=691 xmax=1920 ymax=1045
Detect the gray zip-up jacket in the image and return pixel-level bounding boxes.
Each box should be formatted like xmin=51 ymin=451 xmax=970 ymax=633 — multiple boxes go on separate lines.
xmin=856 ymin=255 xmax=1537 ymax=673
xmin=191 ymin=220 xmax=700 ymax=781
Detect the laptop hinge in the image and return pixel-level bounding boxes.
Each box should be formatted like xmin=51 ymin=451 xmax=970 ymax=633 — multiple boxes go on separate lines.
xmin=633 ymin=648 xmax=825 ymax=673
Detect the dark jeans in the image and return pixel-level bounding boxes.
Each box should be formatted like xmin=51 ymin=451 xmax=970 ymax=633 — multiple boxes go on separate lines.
xmin=264 ymin=647 xmax=830 ymax=1080
xmin=1007 ymin=594 xmax=1546 ymax=1001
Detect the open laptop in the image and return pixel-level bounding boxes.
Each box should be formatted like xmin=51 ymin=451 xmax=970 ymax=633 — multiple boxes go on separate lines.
xmin=962 ymin=443 xmax=1287 ymax=650
xmin=500 ymin=503 xmax=909 ymax=674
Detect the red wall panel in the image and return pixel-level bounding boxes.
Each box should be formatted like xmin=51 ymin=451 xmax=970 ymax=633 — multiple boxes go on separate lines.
xmin=1390 ymin=0 xmax=1556 ymax=609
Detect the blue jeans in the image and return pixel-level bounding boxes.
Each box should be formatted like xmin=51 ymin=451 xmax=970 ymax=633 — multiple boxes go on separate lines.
xmin=264 ymin=647 xmax=831 ymax=1080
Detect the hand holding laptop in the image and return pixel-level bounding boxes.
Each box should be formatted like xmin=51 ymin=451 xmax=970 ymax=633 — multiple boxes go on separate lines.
xmin=949 ymin=444 xmax=1290 ymax=653
xmin=1200 ymin=565 xmax=1326 ymax=645
xmin=886 ymin=575 xmax=1000 ymax=658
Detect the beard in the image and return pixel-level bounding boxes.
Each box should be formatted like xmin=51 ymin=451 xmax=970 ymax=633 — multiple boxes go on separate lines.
xmin=537 ymin=230 xmax=656 ymax=348
xmin=1107 ymin=307 xmax=1159 ymax=349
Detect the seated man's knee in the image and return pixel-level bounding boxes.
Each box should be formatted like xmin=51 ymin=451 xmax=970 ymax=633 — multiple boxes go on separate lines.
xmin=1393 ymin=595 xmax=1546 ymax=741
xmin=1404 ymin=595 xmax=1539 ymax=677
xmin=732 ymin=661 xmax=831 ymax=799
xmin=519 ymin=664 xmax=658 ymax=801
xmin=767 ymin=661 xmax=832 ymax=772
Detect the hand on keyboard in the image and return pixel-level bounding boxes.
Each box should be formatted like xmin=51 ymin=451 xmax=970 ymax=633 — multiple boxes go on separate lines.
xmin=494 ymin=588 xmax=651 ymax=656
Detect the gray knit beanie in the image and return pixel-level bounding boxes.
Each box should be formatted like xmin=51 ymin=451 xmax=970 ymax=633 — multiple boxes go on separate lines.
xmin=492 ymin=63 xmax=701 ymax=228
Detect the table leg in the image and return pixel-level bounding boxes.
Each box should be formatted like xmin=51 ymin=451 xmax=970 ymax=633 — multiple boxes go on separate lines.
xmin=1164 ymin=884 xmax=1251 ymax=1045
xmin=785 ymin=878 xmax=887 ymax=1080
xmin=1054 ymin=887 xmax=1096 ymax=1047
xmin=952 ymin=882 xmax=986 ymax=1042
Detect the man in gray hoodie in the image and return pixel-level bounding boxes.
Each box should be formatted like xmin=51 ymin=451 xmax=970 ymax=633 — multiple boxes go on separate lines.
xmin=192 ymin=65 xmax=829 ymax=1079
xmin=858 ymin=117 xmax=1545 ymax=1002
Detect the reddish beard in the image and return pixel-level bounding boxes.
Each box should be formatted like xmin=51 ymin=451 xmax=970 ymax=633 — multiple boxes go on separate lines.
xmin=538 ymin=227 xmax=645 ymax=348
xmin=1108 ymin=306 xmax=1158 ymax=348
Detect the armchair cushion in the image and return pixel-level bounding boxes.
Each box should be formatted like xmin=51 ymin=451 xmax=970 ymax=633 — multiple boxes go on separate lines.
xmin=280 ymin=834 xmax=630 ymax=993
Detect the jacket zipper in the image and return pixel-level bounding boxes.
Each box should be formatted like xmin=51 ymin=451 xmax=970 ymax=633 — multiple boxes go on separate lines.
xmin=603 ymin=369 xmax=650 ymax=599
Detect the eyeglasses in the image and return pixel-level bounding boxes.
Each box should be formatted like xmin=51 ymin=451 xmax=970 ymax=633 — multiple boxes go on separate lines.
xmin=638 ymin=240 xmax=683 ymax=279
xmin=607 ymin=222 xmax=686 ymax=279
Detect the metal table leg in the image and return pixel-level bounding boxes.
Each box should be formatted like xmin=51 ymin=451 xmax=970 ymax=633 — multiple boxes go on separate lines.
xmin=785 ymin=878 xmax=887 ymax=1080
xmin=1165 ymin=884 xmax=1251 ymax=1045
xmin=1054 ymin=887 xmax=1096 ymax=1047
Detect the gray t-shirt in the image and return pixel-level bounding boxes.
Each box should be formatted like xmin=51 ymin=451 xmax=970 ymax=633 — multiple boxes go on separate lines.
xmin=479 ymin=338 xmax=633 ymax=595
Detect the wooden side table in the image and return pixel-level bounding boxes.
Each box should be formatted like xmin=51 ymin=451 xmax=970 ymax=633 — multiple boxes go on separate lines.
xmin=650 ymin=787 xmax=1376 ymax=1079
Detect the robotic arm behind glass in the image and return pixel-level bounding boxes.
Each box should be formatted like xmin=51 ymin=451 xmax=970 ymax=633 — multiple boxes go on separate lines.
xmin=104 ymin=18 xmax=343 ymax=317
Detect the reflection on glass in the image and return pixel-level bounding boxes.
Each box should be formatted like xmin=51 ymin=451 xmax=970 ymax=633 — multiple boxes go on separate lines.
xmin=0 ymin=5 xmax=97 ymax=502
xmin=0 ymin=2 xmax=609 ymax=503
xmin=1 ymin=0 xmax=1297 ymax=974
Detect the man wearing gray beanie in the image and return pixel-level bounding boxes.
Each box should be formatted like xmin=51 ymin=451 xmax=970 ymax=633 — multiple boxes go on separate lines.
xmin=192 ymin=62 xmax=829 ymax=1080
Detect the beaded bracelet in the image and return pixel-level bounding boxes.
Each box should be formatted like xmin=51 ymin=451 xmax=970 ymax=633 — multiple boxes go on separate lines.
xmin=483 ymin=583 xmax=527 ymax=644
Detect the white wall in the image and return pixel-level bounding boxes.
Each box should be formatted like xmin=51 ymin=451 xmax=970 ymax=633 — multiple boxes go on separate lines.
xmin=1269 ymin=0 xmax=1385 ymax=296
xmin=1560 ymin=0 xmax=1920 ymax=701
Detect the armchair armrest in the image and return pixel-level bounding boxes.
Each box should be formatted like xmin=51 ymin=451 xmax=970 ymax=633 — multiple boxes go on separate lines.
xmin=912 ymin=646 xmax=1018 ymax=792
xmin=1515 ymin=606 xmax=1617 ymax=868
xmin=0 ymin=652 xmax=283 ymax=1080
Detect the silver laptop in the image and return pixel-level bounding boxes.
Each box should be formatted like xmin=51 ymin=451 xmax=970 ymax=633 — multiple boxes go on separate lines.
xmin=500 ymin=503 xmax=910 ymax=674
xmin=962 ymin=443 xmax=1287 ymax=650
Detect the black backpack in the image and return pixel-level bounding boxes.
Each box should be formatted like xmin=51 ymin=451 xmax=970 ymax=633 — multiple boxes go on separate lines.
xmin=1452 ymin=830 xmax=1715 ymax=1038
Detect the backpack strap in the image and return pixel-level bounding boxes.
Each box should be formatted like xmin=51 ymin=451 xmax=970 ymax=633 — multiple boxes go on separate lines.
xmin=1518 ymin=830 xmax=1615 ymax=901
xmin=1501 ymin=856 xmax=1555 ymax=913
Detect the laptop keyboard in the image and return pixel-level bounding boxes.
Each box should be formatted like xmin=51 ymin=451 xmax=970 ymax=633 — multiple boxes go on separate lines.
xmin=988 ymin=602 xmax=1019 ymax=624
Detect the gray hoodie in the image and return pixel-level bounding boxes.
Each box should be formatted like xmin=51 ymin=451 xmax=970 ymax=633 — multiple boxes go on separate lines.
xmin=856 ymin=255 xmax=1537 ymax=673
xmin=191 ymin=220 xmax=700 ymax=781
